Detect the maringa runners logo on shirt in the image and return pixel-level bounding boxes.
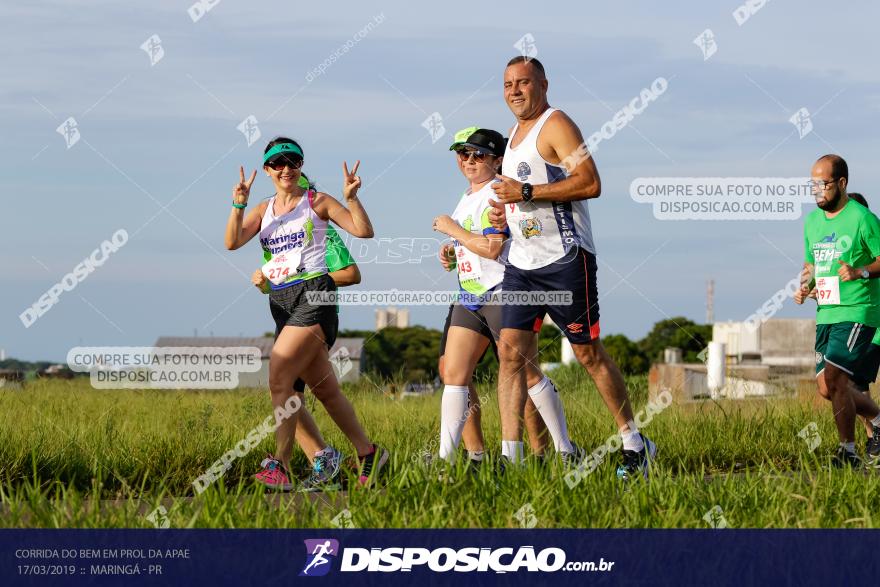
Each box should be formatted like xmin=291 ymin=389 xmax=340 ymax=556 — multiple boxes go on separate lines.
xmin=300 ymin=539 xmax=339 ymax=577
xmin=520 ymin=217 xmax=543 ymax=239
xmin=260 ymin=230 xmax=306 ymax=255
xmin=516 ymin=162 xmax=531 ymax=181
xmin=462 ymin=215 xmax=474 ymax=231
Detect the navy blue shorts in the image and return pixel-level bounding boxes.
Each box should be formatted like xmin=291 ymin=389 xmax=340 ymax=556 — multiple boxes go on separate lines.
xmin=501 ymin=247 xmax=600 ymax=344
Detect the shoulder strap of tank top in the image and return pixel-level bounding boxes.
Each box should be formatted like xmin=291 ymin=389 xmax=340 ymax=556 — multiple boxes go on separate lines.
xmin=264 ymin=195 xmax=276 ymax=220
xmin=526 ymin=107 xmax=558 ymax=144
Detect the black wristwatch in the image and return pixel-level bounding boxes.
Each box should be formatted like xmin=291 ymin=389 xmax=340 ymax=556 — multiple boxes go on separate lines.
xmin=521 ymin=182 xmax=534 ymax=203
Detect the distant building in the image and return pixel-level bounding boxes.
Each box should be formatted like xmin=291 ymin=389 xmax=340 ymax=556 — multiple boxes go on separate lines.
xmin=153 ymin=336 xmax=365 ymax=388
xmin=375 ymin=307 xmax=409 ymax=330
xmin=712 ymin=318 xmax=814 ymax=367
xmin=0 ymin=369 xmax=24 ymax=388
xmin=36 ymin=364 xmax=74 ymax=379
xmin=649 ymin=318 xmax=816 ymax=403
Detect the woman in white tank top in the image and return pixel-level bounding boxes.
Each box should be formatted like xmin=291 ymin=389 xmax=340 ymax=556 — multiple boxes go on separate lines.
xmin=224 ymin=137 xmax=388 ymax=491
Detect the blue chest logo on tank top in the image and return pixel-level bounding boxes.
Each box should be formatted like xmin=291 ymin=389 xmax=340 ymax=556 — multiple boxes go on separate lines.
xmin=516 ymin=162 xmax=531 ymax=181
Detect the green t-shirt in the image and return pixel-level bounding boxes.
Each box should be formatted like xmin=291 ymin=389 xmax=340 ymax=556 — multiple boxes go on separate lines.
xmin=803 ymin=199 xmax=880 ymax=326
xmin=324 ymin=225 xmax=355 ymax=272
xmin=324 ymin=226 xmax=355 ymax=315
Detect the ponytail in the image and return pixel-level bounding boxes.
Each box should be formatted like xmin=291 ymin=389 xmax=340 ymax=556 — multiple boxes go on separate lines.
xmin=298 ymin=172 xmax=315 ymax=191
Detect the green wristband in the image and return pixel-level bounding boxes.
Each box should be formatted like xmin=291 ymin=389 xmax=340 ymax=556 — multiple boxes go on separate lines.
xmin=232 ymin=201 xmax=247 ymax=209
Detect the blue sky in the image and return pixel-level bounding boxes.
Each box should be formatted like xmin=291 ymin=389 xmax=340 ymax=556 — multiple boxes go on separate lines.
xmin=3 ymin=1 xmax=879 ymax=361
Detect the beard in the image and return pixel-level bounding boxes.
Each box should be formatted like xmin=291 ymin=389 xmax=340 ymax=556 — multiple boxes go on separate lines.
xmin=817 ymin=189 xmax=843 ymax=211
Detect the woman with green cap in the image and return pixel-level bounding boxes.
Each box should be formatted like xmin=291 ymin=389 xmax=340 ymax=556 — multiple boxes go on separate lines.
xmin=250 ymin=172 xmax=365 ymax=492
xmin=225 ymin=136 xmax=387 ymax=490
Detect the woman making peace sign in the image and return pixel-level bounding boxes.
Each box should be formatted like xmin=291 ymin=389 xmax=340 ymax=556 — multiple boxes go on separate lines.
xmin=225 ymin=137 xmax=388 ymax=490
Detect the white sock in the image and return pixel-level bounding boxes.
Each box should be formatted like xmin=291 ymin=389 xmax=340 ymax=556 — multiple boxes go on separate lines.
xmin=501 ymin=440 xmax=524 ymax=463
xmin=527 ymin=377 xmax=574 ymax=453
xmin=468 ymin=450 xmax=484 ymax=462
xmin=841 ymin=441 xmax=856 ymax=453
xmin=871 ymin=413 xmax=880 ymax=427
xmin=620 ymin=421 xmax=644 ymax=452
xmin=439 ymin=385 xmax=469 ymax=462
xmin=314 ymin=447 xmax=333 ymax=458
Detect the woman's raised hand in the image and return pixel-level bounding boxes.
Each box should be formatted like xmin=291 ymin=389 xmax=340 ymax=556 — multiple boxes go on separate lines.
xmin=342 ymin=160 xmax=362 ymax=201
xmin=233 ymin=166 xmax=257 ymax=205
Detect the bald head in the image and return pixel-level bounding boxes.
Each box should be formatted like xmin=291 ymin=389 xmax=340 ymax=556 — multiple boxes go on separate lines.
xmin=815 ymin=154 xmax=848 ymax=182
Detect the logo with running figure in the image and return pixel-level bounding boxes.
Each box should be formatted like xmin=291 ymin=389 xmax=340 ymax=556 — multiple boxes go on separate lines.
xmin=789 ymin=107 xmax=813 ymax=139
xmin=520 ymin=217 xmax=543 ymax=239
xmin=56 ymin=117 xmax=81 ymax=149
xmin=693 ymin=29 xmax=717 ymax=61
xmin=300 ymin=539 xmax=339 ymax=577
xmin=462 ymin=215 xmax=474 ymax=232
xmin=516 ymin=161 xmax=531 ymax=181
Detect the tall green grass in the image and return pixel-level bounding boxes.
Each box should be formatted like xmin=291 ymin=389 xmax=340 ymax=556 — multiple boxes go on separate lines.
xmin=1 ymin=368 xmax=875 ymax=528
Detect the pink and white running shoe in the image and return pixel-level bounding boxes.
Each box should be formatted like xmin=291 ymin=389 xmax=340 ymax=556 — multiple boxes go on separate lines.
xmin=254 ymin=455 xmax=294 ymax=491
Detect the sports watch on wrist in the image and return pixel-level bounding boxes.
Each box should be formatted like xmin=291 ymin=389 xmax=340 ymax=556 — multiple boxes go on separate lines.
xmin=861 ymin=268 xmax=870 ymax=279
xmin=521 ymin=182 xmax=534 ymax=203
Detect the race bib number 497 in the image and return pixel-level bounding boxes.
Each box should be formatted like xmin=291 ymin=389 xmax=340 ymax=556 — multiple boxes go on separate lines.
xmin=816 ymin=276 xmax=840 ymax=305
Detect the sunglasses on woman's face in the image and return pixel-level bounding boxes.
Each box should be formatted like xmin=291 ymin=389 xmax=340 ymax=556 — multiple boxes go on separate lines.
xmin=456 ymin=149 xmax=488 ymax=162
xmin=267 ymin=157 xmax=304 ymax=171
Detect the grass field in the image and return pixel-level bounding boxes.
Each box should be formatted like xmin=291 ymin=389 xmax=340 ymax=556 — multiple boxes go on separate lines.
xmin=1 ymin=366 xmax=877 ymax=529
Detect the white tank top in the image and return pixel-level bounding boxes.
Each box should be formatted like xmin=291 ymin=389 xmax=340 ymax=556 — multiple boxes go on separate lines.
xmin=502 ymin=107 xmax=596 ymax=270
xmin=450 ymin=180 xmax=509 ymax=303
xmin=259 ymin=191 xmax=328 ymax=289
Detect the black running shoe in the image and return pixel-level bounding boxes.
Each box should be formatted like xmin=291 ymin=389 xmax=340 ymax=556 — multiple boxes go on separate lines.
xmin=831 ymin=446 xmax=863 ymax=469
xmin=357 ymin=444 xmax=389 ymax=487
xmin=496 ymin=455 xmax=514 ymax=476
xmin=616 ymin=435 xmax=657 ymax=481
xmin=560 ymin=442 xmax=587 ymax=469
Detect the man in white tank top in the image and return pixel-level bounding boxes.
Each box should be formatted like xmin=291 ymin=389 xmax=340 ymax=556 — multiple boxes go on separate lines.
xmin=488 ymin=57 xmax=656 ymax=481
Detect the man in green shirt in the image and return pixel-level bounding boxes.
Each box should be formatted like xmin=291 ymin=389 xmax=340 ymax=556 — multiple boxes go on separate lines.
xmin=795 ymin=155 xmax=880 ymax=467
xmin=807 ymin=194 xmax=880 ymax=445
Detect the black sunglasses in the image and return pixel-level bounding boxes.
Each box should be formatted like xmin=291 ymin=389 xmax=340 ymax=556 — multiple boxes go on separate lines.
xmin=267 ymin=157 xmax=304 ymax=171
